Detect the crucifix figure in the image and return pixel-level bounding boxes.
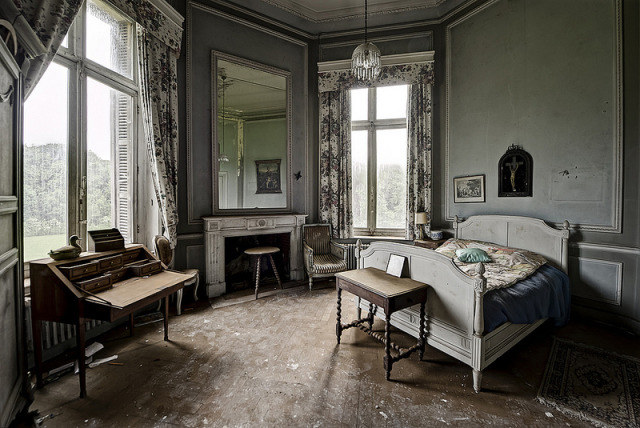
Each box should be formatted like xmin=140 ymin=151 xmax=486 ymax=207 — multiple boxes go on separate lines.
xmin=506 ymin=156 xmax=523 ymax=192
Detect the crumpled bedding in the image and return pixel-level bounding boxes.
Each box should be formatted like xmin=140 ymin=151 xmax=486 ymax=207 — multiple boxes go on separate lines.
xmin=435 ymin=238 xmax=547 ymax=291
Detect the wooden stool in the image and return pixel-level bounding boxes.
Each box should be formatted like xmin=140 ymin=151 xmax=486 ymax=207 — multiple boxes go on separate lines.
xmin=335 ymin=267 xmax=428 ymax=380
xmin=244 ymin=246 xmax=282 ymax=299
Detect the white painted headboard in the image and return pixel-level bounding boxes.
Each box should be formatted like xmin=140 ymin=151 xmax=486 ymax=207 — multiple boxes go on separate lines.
xmin=453 ymin=215 xmax=570 ymax=273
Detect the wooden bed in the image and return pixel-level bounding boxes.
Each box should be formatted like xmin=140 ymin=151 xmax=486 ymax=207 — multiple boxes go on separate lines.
xmin=354 ymin=215 xmax=570 ymax=392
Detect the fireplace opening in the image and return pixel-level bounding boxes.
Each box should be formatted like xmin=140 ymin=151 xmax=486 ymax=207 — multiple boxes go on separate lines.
xmin=224 ymin=233 xmax=291 ymax=293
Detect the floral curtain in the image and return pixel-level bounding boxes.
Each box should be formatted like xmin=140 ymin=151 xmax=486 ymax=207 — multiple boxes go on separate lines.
xmin=137 ymin=26 xmax=180 ymax=247
xmin=318 ymin=61 xmax=434 ymax=239
xmin=11 ymin=0 xmax=82 ymax=97
xmin=319 ymin=89 xmax=352 ymax=238
xmin=406 ymin=65 xmax=434 ymax=239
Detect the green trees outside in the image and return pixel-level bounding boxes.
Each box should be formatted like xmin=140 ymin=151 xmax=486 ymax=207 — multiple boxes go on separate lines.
xmin=23 ymin=143 xmax=112 ymax=238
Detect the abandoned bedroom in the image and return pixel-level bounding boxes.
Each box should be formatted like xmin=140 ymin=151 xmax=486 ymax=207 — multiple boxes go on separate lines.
xmin=1 ymin=0 xmax=639 ymax=426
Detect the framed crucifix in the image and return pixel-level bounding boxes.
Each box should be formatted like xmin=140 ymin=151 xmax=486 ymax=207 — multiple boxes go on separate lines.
xmin=498 ymin=145 xmax=533 ymax=197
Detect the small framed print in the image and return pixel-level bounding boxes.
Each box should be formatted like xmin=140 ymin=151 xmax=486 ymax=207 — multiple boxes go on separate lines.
xmin=386 ymin=254 xmax=407 ymax=278
xmin=255 ymin=159 xmax=282 ymax=194
xmin=454 ymin=174 xmax=485 ymax=203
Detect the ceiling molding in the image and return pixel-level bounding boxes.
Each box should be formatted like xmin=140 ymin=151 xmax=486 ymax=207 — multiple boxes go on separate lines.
xmin=259 ymin=0 xmax=448 ymax=23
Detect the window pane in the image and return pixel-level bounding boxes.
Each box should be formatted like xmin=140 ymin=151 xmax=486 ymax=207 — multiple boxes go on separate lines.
xmin=351 ymin=88 xmax=368 ymax=121
xmin=351 ymin=130 xmax=368 ymax=228
xmin=376 ymin=85 xmax=408 ymax=120
xmin=23 ymin=63 xmax=69 ymax=261
xmin=87 ymin=78 xmax=133 ymax=241
xmin=86 ymin=0 xmax=133 ymax=79
xmin=376 ymin=129 xmax=407 ymax=229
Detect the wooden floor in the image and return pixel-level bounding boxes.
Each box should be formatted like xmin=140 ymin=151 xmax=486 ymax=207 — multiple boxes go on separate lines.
xmin=27 ymin=280 xmax=639 ymax=427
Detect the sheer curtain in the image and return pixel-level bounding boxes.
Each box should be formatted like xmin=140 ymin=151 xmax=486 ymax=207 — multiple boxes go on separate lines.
xmin=318 ymin=61 xmax=434 ymax=239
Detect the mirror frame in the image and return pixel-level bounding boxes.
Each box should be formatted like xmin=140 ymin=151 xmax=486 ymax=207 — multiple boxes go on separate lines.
xmin=211 ymin=50 xmax=293 ymax=215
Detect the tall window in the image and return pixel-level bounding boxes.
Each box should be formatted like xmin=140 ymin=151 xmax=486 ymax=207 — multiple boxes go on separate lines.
xmin=23 ymin=0 xmax=137 ymax=262
xmin=351 ymin=85 xmax=408 ymax=236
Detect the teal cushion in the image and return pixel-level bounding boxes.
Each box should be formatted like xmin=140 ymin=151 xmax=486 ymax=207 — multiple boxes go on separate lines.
xmin=455 ymin=248 xmax=492 ymax=263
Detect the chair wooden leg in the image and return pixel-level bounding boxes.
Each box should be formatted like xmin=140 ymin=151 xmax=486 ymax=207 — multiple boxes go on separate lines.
xmin=193 ymin=275 xmax=199 ymax=302
xmin=309 ymin=275 xmax=313 ymax=290
xmin=176 ymin=289 xmax=183 ymax=316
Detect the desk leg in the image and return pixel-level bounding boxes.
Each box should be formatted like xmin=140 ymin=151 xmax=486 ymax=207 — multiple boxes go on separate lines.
xmin=129 ymin=313 xmax=134 ymax=337
xmin=384 ymin=313 xmax=392 ymax=381
xmin=76 ymin=316 xmax=87 ymax=398
xmin=336 ymin=287 xmax=342 ymax=344
xmin=163 ymin=296 xmax=169 ymax=341
xmin=33 ymin=319 xmax=43 ymax=388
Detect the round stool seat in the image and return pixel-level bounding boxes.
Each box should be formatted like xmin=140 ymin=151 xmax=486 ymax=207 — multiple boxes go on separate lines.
xmin=244 ymin=246 xmax=280 ymax=256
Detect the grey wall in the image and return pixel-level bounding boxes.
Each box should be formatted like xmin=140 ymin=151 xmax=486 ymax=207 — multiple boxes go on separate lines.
xmin=175 ymin=1 xmax=312 ymax=282
xmin=441 ymin=0 xmax=639 ymax=333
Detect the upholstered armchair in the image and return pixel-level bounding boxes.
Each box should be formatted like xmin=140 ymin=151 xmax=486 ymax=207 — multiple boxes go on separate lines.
xmin=302 ymin=223 xmax=348 ymax=290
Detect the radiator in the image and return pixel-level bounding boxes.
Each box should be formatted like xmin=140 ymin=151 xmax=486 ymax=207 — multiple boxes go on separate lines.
xmin=342 ymin=241 xmax=370 ymax=270
xmin=25 ymin=298 xmax=106 ymax=365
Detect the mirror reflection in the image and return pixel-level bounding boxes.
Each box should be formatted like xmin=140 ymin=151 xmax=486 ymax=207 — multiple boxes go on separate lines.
xmin=214 ymin=55 xmax=289 ymax=210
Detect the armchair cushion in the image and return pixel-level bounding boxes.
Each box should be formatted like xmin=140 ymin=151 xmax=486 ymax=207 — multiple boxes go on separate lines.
xmin=309 ymin=254 xmax=348 ymax=274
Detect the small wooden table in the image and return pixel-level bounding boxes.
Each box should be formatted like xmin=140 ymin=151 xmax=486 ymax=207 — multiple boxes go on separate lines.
xmin=244 ymin=246 xmax=282 ymax=299
xmin=335 ymin=268 xmax=428 ymax=380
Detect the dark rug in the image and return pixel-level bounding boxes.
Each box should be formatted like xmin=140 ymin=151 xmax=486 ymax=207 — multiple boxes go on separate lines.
xmin=538 ymin=338 xmax=640 ymax=427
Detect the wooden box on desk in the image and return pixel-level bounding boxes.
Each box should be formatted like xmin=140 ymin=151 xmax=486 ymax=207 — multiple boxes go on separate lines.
xmin=87 ymin=228 xmax=125 ymax=252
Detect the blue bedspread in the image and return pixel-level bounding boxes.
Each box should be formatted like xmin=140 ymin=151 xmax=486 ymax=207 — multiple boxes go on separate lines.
xmin=483 ymin=264 xmax=570 ymax=333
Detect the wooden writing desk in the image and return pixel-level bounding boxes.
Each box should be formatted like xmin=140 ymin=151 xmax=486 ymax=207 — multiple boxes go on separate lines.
xmin=30 ymin=244 xmax=193 ymax=397
xmin=335 ymin=267 xmax=428 ymax=380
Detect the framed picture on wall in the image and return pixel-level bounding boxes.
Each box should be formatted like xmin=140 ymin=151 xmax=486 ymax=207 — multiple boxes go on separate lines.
xmin=255 ymin=159 xmax=282 ymax=194
xmin=453 ymin=174 xmax=485 ymax=203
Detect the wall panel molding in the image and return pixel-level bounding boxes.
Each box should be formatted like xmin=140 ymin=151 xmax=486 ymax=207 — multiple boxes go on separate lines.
xmin=569 ymin=256 xmax=622 ymax=306
xmin=443 ymin=0 xmax=623 ymax=232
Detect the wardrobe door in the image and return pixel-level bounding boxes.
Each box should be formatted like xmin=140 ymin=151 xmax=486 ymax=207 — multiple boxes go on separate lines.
xmin=0 ymin=37 xmax=28 ymax=427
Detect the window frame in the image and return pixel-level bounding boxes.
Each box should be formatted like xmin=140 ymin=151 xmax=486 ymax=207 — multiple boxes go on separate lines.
xmin=23 ymin=0 xmax=139 ymax=270
xmin=351 ymin=85 xmax=408 ymax=237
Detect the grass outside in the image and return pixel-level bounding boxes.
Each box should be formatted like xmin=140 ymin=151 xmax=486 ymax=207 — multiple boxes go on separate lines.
xmin=24 ymin=234 xmax=66 ymax=262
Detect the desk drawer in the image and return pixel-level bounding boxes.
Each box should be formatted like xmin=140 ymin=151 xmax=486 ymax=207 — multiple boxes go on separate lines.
xmin=59 ymin=261 xmax=99 ymax=280
xmin=129 ymin=260 xmax=162 ymax=276
xmin=98 ymin=255 xmax=123 ymax=271
xmin=121 ymin=249 xmax=142 ymax=264
xmin=76 ymin=275 xmax=112 ymax=293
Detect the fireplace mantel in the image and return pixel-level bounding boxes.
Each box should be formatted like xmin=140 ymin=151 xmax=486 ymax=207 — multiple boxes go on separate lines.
xmin=202 ymin=214 xmax=307 ymax=297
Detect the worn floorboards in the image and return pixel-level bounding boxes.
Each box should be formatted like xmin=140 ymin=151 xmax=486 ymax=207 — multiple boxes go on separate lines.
xmin=28 ymin=280 xmax=639 ymax=427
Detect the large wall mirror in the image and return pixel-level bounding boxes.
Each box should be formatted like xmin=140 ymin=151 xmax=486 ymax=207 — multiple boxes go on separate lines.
xmin=211 ymin=51 xmax=292 ymax=213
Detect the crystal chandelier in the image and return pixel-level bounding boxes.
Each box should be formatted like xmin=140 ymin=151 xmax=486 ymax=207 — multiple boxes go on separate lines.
xmin=218 ymin=73 xmax=230 ymax=163
xmin=351 ymin=0 xmax=381 ymax=81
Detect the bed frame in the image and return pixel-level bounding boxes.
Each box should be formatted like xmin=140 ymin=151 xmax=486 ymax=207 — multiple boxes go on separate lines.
xmin=354 ymin=215 xmax=570 ymax=392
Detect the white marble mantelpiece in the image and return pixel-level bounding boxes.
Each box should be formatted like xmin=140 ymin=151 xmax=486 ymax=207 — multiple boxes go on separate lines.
xmin=203 ymin=214 xmax=307 ymax=297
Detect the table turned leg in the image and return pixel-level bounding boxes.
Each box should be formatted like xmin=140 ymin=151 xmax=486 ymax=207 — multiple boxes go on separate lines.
xmin=129 ymin=313 xmax=134 ymax=337
xmin=254 ymin=255 xmax=262 ymax=300
xmin=268 ymin=254 xmax=282 ymax=288
xmin=368 ymin=302 xmax=375 ymax=329
xmin=419 ymin=301 xmax=426 ymax=361
xmin=336 ymin=287 xmax=342 ymax=344
xmin=384 ymin=313 xmax=392 ymax=380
